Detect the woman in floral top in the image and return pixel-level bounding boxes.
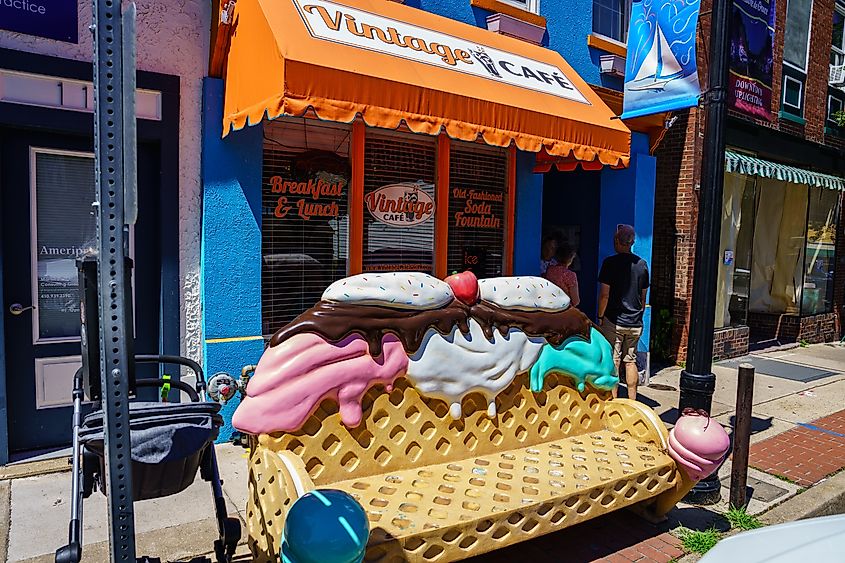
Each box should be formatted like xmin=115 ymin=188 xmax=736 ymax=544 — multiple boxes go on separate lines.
xmin=544 ymin=244 xmax=580 ymax=308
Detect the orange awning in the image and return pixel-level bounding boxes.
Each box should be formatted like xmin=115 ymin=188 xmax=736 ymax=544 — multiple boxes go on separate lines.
xmin=222 ymin=0 xmax=630 ymax=167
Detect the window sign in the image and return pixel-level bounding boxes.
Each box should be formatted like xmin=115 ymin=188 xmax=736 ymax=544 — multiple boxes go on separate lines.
xmin=262 ymin=148 xmax=350 ymax=333
xmin=31 ymin=150 xmax=95 ymax=342
xmin=0 ymin=0 xmax=78 ymax=43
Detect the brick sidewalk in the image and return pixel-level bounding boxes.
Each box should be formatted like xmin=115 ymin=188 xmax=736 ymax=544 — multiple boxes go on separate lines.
xmin=749 ymin=408 xmax=845 ymax=487
xmin=465 ymin=510 xmax=684 ymax=563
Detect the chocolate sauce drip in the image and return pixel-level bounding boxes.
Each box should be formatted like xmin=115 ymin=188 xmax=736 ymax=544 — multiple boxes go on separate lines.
xmin=468 ymin=301 xmax=592 ymax=346
xmin=270 ymin=299 xmax=593 ymax=356
xmin=269 ymin=301 xmax=470 ymax=356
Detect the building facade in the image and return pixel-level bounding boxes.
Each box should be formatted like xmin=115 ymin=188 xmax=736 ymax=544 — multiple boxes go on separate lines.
xmin=201 ymin=0 xmax=662 ymax=439
xmin=0 ymin=0 xmax=209 ymax=461
xmin=653 ymin=0 xmax=845 ymax=362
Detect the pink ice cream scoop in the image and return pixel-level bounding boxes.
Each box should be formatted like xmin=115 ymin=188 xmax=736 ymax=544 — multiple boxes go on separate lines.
xmin=232 ymin=332 xmax=408 ymax=435
xmin=668 ymin=412 xmax=731 ymax=482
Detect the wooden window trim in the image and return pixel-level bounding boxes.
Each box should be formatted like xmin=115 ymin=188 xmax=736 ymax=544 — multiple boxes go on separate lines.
xmin=470 ymin=0 xmax=546 ymax=28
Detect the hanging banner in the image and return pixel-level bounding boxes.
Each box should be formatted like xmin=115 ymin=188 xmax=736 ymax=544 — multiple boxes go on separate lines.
xmin=728 ymin=0 xmax=776 ymax=119
xmin=621 ymin=0 xmax=702 ymax=120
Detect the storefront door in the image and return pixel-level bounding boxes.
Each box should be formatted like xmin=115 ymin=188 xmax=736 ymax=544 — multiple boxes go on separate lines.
xmin=1 ymin=129 xmax=161 ymax=455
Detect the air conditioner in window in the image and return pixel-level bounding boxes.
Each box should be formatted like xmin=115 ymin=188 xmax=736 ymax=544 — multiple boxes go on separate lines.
xmin=830 ymin=63 xmax=845 ymax=88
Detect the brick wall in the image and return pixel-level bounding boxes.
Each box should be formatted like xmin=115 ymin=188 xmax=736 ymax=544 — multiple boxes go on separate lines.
xmin=798 ymin=313 xmax=838 ymax=344
xmin=806 ymin=0 xmax=835 ymax=142
xmin=747 ymin=312 xmax=801 ymax=342
xmin=712 ymin=325 xmax=750 ymax=360
xmin=653 ymin=0 xmax=845 ymax=360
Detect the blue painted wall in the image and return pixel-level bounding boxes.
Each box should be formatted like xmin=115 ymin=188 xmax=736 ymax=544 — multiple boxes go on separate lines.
xmin=201 ymin=78 xmax=266 ymax=441
xmin=598 ymin=132 xmax=656 ymax=350
xmin=513 ymin=150 xmax=543 ymax=276
xmin=0 ymin=217 xmax=8 ymax=465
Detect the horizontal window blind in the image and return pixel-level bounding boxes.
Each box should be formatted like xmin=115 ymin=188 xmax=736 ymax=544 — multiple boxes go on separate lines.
xmin=447 ymin=142 xmax=508 ymax=278
xmin=363 ymin=131 xmax=437 ymax=274
xmin=261 ymin=119 xmax=351 ymax=335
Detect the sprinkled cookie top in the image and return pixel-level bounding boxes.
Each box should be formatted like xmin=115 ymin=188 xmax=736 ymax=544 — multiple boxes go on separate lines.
xmin=322 ymin=272 xmax=454 ymax=310
xmin=478 ymin=276 xmax=570 ymax=312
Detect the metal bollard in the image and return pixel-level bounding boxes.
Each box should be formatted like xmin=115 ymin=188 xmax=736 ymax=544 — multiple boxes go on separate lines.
xmin=730 ymin=363 xmax=755 ymax=508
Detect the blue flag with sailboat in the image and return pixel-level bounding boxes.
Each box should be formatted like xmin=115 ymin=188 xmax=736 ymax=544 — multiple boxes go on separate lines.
xmin=621 ymin=0 xmax=702 ymax=119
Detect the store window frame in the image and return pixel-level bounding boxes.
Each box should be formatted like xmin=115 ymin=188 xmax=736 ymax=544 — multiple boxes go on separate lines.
xmin=260 ymin=117 xmax=517 ymax=334
xmin=800 ymin=187 xmax=842 ymax=316
xmin=782 ymin=72 xmax=805 ymax=117
xmin=833 ymin=2 xmax=845 ymax=65
xmin=828 ymin=93 xmax=844 ymax=125
xmin=783 ymin=0 xmax=814 ymax=72
xmin=500 ymin=0 xmax=540 ymax=15
xmin=592 ymin=0 xmax=632 ymax=43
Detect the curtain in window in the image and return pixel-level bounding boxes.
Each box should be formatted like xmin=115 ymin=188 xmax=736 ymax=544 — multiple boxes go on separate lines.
xmin=749 ymin=179 xmax=808 ymax=313
xmin=716 ymin=173 xmax=746 ymax=328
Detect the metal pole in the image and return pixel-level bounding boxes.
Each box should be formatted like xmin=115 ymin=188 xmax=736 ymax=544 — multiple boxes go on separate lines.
xmin=93 ymin=0 xmax=136 ymax=558
xmin=678 ymin=0 xmax=732 ymax=505
xmin=730 ymin=363 xmax=755 ymax=508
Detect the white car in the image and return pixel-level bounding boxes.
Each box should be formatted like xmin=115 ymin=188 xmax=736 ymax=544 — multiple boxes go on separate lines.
xmin=699 ymin=514 xmax=845 ymax=562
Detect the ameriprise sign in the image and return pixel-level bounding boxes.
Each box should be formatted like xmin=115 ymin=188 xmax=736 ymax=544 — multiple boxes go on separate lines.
xmin=0 ymin=0 xmax=78 ymax=43
xmin=293 ymin=0 xmax=589 ymax=103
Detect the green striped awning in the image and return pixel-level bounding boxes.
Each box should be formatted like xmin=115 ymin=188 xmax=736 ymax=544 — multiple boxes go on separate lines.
xmin=725 ymin=150 xmax=845 ymax=191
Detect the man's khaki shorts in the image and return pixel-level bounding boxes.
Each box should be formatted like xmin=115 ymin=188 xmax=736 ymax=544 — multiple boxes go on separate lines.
xmin=600 ymin=321 xmax=642 ymax=364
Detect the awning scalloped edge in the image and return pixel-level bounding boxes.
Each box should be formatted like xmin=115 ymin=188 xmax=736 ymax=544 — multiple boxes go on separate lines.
xmin=223 ymin=95 xmax=630 ymax=169
xmin=726 ymin=150 xmax=844 ymax=191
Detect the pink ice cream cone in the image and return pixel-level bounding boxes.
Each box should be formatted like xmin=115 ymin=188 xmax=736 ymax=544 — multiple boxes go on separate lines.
xmin=668 ymin=412 xmax=731 ymax=482
xmin=232 ymin=333 xmax=408 ymax=435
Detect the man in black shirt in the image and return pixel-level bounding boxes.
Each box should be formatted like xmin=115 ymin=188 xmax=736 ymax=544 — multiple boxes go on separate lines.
xmin=597 ymin=225 xmax=649 ymax=400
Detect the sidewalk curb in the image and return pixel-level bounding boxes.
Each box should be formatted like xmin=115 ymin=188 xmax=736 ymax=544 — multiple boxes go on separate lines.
xmin=761 ymin=469 xmax=845 ymax=525
xmin=0 ymin=457 xmax=70 ymax=481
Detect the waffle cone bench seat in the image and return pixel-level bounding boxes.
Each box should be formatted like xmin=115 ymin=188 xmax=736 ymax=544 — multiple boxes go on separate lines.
xmin=231 ymin=272 xmax=728 ymax=562
xmin=244 ymin=374 xmax=696 ymax=562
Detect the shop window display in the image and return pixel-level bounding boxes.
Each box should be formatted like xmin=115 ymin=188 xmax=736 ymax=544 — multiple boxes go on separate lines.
xmin=802 ymin=187 xmax=840 ymax=315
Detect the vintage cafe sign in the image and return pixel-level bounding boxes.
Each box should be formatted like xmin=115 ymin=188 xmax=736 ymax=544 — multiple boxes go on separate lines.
xmin=366 ymin=183 xmax=434 ymax=227
xmin=293 ymin=0 xmax=589 ymax=103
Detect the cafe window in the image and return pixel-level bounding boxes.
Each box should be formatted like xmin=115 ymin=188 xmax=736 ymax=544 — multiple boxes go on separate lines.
xmin=447 ymin=143 xmax=508 ymax=277
xmin=261 ymin=119 xmax=351 ymax=335
xmin=363 ymin=131 xmax=437 ymax=274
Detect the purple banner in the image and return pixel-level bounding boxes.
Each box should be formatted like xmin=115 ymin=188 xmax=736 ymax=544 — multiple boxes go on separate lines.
xmin=729 ymin=0 xmax=776 ymax=119
xmin=0 ymin=0 xmax=78 ymax=43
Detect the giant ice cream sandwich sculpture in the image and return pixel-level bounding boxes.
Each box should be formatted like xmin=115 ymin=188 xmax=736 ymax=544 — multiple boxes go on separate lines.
xmin=233 ymin=271 xmax=729 ymax=563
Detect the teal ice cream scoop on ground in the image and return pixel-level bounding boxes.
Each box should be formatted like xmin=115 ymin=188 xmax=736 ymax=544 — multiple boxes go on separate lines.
xmin=281 ymin=489 xmax=370 ymax=563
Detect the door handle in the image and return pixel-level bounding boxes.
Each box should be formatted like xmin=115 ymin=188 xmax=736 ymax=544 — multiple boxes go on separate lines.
xmin=9 ymin=303 xmax=35 ymax=316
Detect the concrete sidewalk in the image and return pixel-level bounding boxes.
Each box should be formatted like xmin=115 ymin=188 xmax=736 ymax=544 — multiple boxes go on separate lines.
xmin=1 ymin=341 xmax=844 ymax=562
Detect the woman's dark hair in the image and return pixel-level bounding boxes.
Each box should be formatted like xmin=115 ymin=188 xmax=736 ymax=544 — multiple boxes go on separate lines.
xmin=557 ymin=244 xmax=576 ymax=263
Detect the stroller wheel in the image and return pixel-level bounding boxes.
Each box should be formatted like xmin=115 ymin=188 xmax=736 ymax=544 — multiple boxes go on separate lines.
xmin=224 ymin=517 xmax=241 ymax=558
xmin=213 ymin=539 xmax=227 ymax=563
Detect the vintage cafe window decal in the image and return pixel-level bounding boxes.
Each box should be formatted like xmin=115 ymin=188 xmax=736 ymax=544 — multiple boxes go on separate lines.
xmin=293 ymin=0 xmax=589 ymax=103
xmin=365 ymin=182 xmax=435 ymax=227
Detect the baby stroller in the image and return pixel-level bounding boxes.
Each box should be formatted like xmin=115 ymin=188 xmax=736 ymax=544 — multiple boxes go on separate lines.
xmin=55 ymin=355 xmax=241 ymax=563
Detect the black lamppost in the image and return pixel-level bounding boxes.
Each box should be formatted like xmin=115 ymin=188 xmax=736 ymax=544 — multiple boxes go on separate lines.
xmin=678 ymin=0 xmax=732 ymax=504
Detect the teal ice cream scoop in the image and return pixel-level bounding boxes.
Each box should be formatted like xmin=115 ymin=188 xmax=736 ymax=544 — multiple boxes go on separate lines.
xmin=281 ymin=489 xmax=370 ymax=563
xmin=529 ymin=327 xmax=619 ymax=393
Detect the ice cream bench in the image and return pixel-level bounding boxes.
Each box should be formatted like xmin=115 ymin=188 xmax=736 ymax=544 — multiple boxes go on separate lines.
xmin=229 ymin=272 xmax=729 ymax=562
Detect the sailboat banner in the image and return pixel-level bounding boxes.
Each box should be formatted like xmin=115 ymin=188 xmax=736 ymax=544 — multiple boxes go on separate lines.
xmin=621 ymin=0 xmax=702 ymax=120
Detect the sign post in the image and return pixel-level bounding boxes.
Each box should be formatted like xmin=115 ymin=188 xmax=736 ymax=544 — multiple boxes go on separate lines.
xmin=92 ymin=0 xmax=137 ymax=558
